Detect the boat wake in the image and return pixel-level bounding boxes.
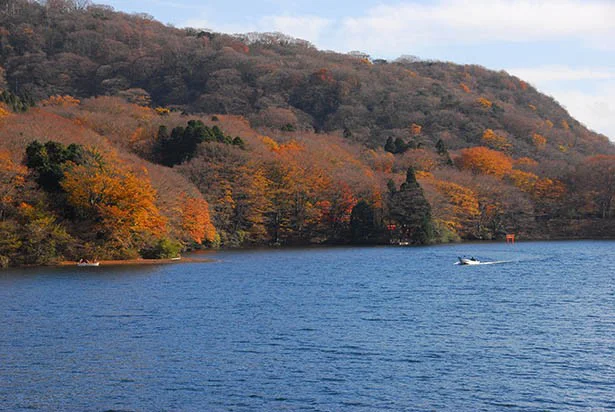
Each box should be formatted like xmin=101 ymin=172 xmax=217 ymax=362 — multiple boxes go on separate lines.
xmin=476 ymin=260 xmax=511 ymax=265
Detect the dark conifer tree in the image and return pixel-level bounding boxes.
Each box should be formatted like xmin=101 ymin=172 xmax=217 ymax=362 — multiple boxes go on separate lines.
xmin=394 ymin=137 xmax=408 ymax=154
xmin=387 ymin=167 xmax=434 ymax=244
xmin=25 ymin=141 xmax=84 ymax=192
xmin=384 ymin=136 xmax=395 ymax=153
xmin=350 ymin=200 xmax=379 ymax=244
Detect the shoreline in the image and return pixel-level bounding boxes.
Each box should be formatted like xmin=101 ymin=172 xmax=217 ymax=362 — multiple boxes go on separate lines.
xmin=6 ymin=238 xmax=615 ymax=269
xmin=58 ymin=257 xmax=214 ymax=267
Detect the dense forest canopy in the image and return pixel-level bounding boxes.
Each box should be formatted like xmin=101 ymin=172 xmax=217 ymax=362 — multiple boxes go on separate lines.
xmin=1 ymin=0 xmax=611 ymax=156
xmin=1 ymin=0 xmax=615 ymax=267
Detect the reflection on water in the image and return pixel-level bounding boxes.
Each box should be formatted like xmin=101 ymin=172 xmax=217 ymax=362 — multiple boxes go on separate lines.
xmin=1 ymin=241 xmax=615 ymax=411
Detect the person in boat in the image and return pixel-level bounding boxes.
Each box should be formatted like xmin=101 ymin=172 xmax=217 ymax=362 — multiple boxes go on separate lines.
xmin=471 ymin=256 xmax=477 ymax=261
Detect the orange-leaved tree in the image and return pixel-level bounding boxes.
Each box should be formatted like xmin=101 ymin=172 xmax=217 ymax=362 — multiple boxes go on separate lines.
xmin=180 ymin=195 xmax=216 ymax=245
xmin=456 ymin=146 xmax=513 ymax=178
xmin=0 ymin=103 xmax=11 ymax=119
xmin=507 ymin=169 xmax=539 ymax=193
xmin=61 ymin=149 xmax=167 ymax=252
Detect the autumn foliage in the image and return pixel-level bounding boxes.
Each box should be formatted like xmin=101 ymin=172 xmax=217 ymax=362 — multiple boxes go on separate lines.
xmin=61 ymin=150 xmax=167 ymax=251
xmin=0 ymin=150 xmax=26 ymax=206
xmin=432 ymin=179 xmax=480 ymax=236
xmin=456 ymin=147 xmax=513 ymax=178
xmin=41 ymin=95 xmax=80 ymax=107
xmin=476 ymin=97 xmax=493 ymax=109
xmin=532 ymin=133 xmax=547 ymax=149
xmin=180 ymin=196 xmax=216 ymax=244
xmin=482 ymin=129 xmax=511 ymax=152
xmin=0 ymin=0 xmax=615 ymax=265
xmin=0 ymin=91 xmax=612 ymax=265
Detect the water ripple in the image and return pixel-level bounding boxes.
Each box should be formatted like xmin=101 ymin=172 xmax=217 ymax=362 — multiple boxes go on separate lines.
xmin=1 ymin=241 xmax=614 ymax=411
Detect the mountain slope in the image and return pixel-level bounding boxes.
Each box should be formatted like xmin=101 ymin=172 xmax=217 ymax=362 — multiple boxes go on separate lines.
xmin=0 ymin=0 xmax=612 ymax=163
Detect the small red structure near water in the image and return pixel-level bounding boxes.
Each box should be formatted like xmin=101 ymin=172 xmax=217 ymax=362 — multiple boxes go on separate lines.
xmin=506 ymin=234 xmax=515 ymax=244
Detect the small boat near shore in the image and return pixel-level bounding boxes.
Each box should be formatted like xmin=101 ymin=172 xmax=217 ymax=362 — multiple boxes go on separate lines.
xmin=77 ymin=260 xmax=100 ymax=267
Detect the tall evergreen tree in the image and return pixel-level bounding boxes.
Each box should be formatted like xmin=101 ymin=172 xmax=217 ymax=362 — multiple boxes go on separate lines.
xmin=387 ymin=167 xmax=434 ymax=244
xmin=402 ymin=166 xmax=418 ymax=188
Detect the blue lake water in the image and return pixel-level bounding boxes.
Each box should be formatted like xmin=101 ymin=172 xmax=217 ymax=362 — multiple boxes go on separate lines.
xmin=1 ymin=241 xmax=615 ymax=411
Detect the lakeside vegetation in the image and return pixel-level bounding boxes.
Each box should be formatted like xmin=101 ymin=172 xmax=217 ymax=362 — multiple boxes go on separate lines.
xmin=1 ymin=0 xmax=615 ymax=267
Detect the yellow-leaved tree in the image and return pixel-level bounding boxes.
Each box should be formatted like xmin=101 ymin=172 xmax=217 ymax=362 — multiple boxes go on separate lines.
xmin=433 ymin=179 xmax=480 ymax=237
xmin=0 ymin=150 xmax=27 ymax=219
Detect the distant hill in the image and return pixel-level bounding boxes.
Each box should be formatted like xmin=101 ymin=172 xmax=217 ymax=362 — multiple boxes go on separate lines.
xmin=0 ymin=0 xmax=612 ymax=161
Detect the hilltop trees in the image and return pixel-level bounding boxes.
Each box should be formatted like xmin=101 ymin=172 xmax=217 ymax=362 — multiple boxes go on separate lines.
xmin=1 ymin=0 xmax=610 ymax=164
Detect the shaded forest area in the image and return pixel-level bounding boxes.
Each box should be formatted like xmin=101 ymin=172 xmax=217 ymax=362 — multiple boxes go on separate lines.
xmin=1 ymin=0 xmax=615 ymax=267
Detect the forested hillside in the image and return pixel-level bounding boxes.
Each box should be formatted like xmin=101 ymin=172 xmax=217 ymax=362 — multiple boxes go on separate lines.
xmin=1 ymin=0 xmax=615 ymax=267
xmin=1 ymin=0 xmax=612 ymax=156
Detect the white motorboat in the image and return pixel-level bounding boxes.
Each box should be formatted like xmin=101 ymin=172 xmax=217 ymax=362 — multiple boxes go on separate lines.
xmin=458 ymin=257 xmax=480 ymax=265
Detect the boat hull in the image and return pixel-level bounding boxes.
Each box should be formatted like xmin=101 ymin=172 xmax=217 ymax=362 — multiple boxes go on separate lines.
xmin=459 ymin=258 xmax=480 ymax=265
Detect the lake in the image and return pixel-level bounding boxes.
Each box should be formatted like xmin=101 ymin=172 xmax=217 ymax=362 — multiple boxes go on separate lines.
xmin=1 ymin=241 xmax=614 ymax=411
